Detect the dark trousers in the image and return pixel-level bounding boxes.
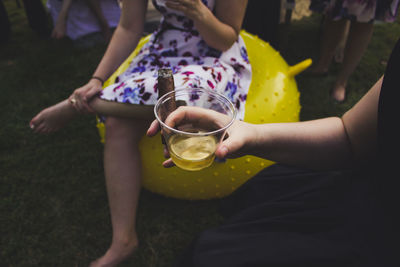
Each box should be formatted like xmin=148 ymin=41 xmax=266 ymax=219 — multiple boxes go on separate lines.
xmin=242 ymin=0 xmax=281 ymax=49
xmin=22 ymin=0 xmax=51 ymax=38
xmin=0 ymin=0 xmax=50 ymax=43
xmin=0 ymin=0 xmax=11 ymax=43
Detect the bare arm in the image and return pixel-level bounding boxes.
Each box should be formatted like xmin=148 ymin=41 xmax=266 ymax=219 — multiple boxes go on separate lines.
xmin=70 ymin=0 xmax=148 ymax=113
xmin=341 ymin=76 xmax=381 ymax=164
xmin=148 ymin=77 xmax=382 ymax=170
xmin=166 ymin=0 xmax=247 ymax=51
xmin=229 ymin=77 xmax=381 ymax=170
xmin=84 ymin=0 xmax=112 ymax=41
xmin=244 ymin=118 xmax=353 ymax=170
xmin=51 ymin=0 xmax=73 ymax=39
xmin=91 ymin=0 xmax=148 ymax=82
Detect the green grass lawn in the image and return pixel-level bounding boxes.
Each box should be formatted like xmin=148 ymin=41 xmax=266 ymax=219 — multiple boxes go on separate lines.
xmin=1 ymin=1 xmax=399 ymax=266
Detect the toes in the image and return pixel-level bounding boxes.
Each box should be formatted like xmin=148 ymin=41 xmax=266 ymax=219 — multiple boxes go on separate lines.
xmin=29 ymin=119 xmax=37 ymax=130
xmin=30 ymin=114 xmax=44 ymax=130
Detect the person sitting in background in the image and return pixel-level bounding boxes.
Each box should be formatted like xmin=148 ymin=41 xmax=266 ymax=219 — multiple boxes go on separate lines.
xmin=307 ymin=0 xmax=399 ymax=103
xmin=47 ymin=0 xmax=121 ymax=47
xmin=147 ymin=36 xmax=400 ymax=267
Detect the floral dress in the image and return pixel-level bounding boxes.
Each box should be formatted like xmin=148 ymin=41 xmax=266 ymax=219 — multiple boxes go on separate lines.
xmin=310 ymin=0 xmax=400 ymax=23
xmin=99 ymin=0 xmax=252 ymax=120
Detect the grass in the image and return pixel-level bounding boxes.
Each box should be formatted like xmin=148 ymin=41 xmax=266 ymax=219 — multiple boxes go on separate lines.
xmin=1 ymin=1 xmax=399 ymax=266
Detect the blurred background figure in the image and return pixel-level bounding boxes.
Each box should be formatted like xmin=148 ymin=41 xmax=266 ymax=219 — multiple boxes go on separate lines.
xmin=0 ymin=0 xmax=51 ymax=44
xmin=242 ymin=0 xmax=282 ymax=49
xmin=242 ymin=1 xmax=313 ymax=54
xmin=308 ymin=0 xmax=400 ymax=103
xmin=0 ymin=0 xmax=11 ymax=44
xmin=47 ymin=0 xmax=121 ymax=47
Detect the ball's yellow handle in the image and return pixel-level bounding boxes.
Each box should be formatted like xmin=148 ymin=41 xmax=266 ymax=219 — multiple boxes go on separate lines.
xmin=288 ymin=58 xmax=312 ymax=77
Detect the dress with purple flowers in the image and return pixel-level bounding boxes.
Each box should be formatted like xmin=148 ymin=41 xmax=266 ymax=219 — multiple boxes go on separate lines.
xmin=99 ymin=0 xmax=252 ymax=120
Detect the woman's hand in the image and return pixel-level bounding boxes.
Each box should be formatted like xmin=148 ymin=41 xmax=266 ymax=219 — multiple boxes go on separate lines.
xmin=146 ymin=106 xmax=257 ymax=167
xmin=165 ymin=0 xmax=208 ymax=21
xmin=68 ymin=78 xmax=103 ymax=113
xmin=165 ymin=0 xmax=247 ymax=51
xmin=146 ymin=119 xmax=174 ymax=168
xmin=51 ymin=19 xmax=67 ymax=39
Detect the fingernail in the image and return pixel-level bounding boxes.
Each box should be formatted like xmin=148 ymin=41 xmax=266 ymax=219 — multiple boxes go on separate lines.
xmin=220 ymin=146 xmax=228 ymax=156
xmin=30 ymin=124 xmax=35 ymax=129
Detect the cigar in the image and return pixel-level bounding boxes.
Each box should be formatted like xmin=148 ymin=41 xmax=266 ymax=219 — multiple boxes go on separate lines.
xmin=158 ymin=68 xmax=175 ymax=98
xmin=157 ymin=68 xmax=176 ymax=144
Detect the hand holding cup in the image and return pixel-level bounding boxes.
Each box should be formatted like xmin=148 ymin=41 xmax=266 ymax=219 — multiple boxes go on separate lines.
xmin=151 ymin=88 xmax=237 ymax=171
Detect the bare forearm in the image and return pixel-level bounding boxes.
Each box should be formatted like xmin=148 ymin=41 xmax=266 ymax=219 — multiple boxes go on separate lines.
xmin=248 ymin=118 xmax=353 ymax=170
xmin=192 ymin=6 xmax=239 ymax=51
xmin=57 ymin=0 xmax=73 ymax=21
xmin=92 ymin=25 xmax=143 ymax=81
xmin=186 ymin=0 xmax=246 ymax=51
xmin=165 ymin=0 xmax=246 ymax=51
xmin=92 ymin=0 xmax=147 ymax=81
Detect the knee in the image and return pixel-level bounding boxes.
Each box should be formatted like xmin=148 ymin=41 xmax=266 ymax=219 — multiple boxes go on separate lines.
xmin=105 ymin=116 xmax=129 ymax=135
xmin=104 ymin=117 xmax=145 ymax=141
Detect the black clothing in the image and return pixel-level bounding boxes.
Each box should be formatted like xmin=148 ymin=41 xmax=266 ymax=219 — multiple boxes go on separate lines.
xmin=0 ymin=0 xmax=50 ymax=44
xmin=0 ymin=0 xmax=11 ymax=44
xmin=242 ymin=0 xmax=281 ymax=49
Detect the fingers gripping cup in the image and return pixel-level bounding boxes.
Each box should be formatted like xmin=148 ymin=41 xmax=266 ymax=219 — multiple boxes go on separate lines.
xmin=154 ymin=88 xmax=237 ymax=171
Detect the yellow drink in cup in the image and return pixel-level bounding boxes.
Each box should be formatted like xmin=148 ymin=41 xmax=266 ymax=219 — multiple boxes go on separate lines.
xmin=154 ymin=88 xmax=236 ymax=171
xmin=168 ymin=132 xmax=218 ymax=171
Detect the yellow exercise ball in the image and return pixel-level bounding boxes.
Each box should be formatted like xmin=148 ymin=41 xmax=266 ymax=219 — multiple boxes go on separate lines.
xmin=97 ymin=30 xmax=311 ymax=200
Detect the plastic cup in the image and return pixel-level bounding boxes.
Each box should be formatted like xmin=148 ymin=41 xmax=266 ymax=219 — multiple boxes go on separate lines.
xmin=154 ymin=88 xmax=237 ymax=171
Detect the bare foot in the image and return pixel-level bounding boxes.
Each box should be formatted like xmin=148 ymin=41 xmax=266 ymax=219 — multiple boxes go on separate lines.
xmin=89 ymin=238 xmax=138 ymax=267
xmin=29 ymin=99 xmax=77 ymax=134
xmin=331 ymin=83 xmax=347 ymax=103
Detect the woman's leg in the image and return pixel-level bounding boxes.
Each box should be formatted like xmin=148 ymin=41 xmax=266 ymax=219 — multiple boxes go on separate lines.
xmin=334 ymin=22 xmax=350 ymax=64
xmin=29 ymin=99 xmax=77 ymax=133
xmin=309 ymin=17 xmax=349 ymax=74
xmin=30 ymin=97 xmax=154 ymax=266
xmin=331 ymin=21 xmax=373 ymax=102
xmin=29 ymin=97 xmax=154 ymax=133
xmin=90 ymin=116 xmax=149 ymax=267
